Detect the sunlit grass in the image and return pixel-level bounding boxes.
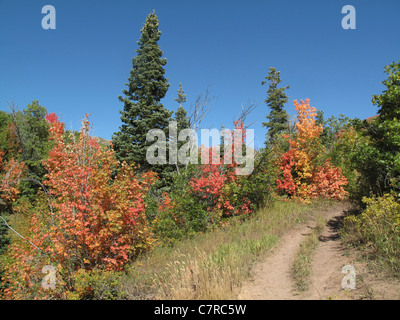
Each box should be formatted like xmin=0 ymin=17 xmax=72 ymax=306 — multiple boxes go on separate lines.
xmin=123 ymin=197 xmax=335 ymax=299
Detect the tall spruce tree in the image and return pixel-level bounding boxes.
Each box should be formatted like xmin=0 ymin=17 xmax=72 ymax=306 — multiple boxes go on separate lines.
xmin=262 ymin=67 xmax=290 ymax=145
xmin=174 ymin=83 xmax=189 ymax=132
xmin=112 ymin=11 xmax=172 ymax=176
xmin=173 ymin=84 xmax=190 ymax=171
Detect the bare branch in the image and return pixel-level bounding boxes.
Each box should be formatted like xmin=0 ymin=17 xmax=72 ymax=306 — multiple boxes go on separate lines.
xmin=0 ymin=215 xmax=42 ymax=252
xmin=187 ymin=89 xmax=214 ymax=132
xmin=235 ymin=103 xmax=258 ymax=129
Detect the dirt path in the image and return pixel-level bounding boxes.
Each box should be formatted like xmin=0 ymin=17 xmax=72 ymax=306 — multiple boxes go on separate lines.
xmin=238 ymin=204 xmax=400 ymax=300
xmin=237 ymin=206 xmax=333 ymax=300
xmin=299 ymin=207 xmax=354 ymax=300
xmin=238 ymin=220 xmax=314 ymax=299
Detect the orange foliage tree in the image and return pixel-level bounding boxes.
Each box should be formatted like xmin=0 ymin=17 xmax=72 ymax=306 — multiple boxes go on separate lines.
xmin=2 ymin=114 xmax=156 ymax=299
xmin=277 ymin=99 xmax=347 ymax=201
xmin=0 ymin=149 xmax=24 ymax=203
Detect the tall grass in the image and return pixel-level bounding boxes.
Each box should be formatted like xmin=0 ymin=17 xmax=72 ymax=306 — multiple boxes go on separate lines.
xmin=123 ymin=198 xmax=335 ymax=300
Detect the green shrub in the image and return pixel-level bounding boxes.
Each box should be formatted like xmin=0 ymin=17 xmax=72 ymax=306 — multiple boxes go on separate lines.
xmin=342 ymin=194 xmax=400 ymax=274
xmin=67 ymin=269 xmax=127 ymax=300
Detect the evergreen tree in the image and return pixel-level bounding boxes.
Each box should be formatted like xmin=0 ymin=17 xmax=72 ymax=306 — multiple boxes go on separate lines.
xmin=170 ymin=83 xmax=190 ymax=173
xmin=112 ymin=11 xmax=172 ymax=177
xmin=315 ymin=109 xmax=325 ymax=127
xmin=315 ymin=109 xmax=329 ymax=147
xmin=262 ymin=67 xmax=290 ymax=145
xmin=174 ymin=83 xmax=187 ymax=108
xmin=174 ymin=83 xmax=189 ymax=132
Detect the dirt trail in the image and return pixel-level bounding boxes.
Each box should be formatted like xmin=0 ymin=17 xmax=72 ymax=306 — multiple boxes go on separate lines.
xmin=237 ymin=204 xmax=397 ymax=300
xmin=300 ymin=207 xmax=354 ymax=300
xmin=237 ymin=220 xmax=312 ymax=299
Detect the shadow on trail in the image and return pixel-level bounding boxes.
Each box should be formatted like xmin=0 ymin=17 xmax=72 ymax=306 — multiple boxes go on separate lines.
xmin=318 ymin=211 xmax=345 ymax=242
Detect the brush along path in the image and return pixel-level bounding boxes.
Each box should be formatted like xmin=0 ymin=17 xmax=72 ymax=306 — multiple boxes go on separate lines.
xmin=238 ymin=204 xmax=351 ymax=300
xmin=300 ymin=206 xmax=400 ymax=300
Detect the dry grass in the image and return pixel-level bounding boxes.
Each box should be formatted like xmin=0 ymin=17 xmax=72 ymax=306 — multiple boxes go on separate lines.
xmin=123 ymin=198 xmax=335 ymax=300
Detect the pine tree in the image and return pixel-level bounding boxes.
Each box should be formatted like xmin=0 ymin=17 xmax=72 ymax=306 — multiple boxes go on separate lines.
xmin=262 ymin=67 xmax=290 ymax=145
xmin=174 ymin=83 xmax=187 ymax=108
xmin=112 ymin=11 xmax=172 ymax=175
xmin=174 ymin=83 xmax=189 ymax=132
xmin=170 ymin=83 xmax=190 ymax=173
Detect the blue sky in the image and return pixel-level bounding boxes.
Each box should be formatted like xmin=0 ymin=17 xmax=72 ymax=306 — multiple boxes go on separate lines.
xmin=1 ymin=0 xmax=399 ymax=149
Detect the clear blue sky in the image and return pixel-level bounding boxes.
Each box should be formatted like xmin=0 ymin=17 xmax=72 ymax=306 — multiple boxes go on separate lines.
xmin=1 ymin=0 xmax=399 ymax=148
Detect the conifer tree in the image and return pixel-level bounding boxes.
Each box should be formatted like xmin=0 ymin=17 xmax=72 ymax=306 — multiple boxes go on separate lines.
xmin=262 ymin=67 xmax=290 ymax=145
xmin=170 ymin=83 xmax=189 ymax=173
xmin=112 ymin=11 xmax=172 ymax=175
xmin=174 ymin=83 xmax=189 ymax=132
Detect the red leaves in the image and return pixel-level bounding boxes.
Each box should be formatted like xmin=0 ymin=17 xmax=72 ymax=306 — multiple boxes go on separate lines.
xmin=190 ymin=156 xmax=226 ymax=200
xmin=45 ymin=112 xmax=59 ymax=124
xmin=41 ymin=116 xmax=155 ymax=270
xmin=276 ymin=148 xmax=296 ymax=196
xmin=4 ymin=113 xmax=157 ymax=299
xmin=190 ymin=120 xmax=253 ymax=218
xmin=36 ymin=114 xmax=157 ymax=271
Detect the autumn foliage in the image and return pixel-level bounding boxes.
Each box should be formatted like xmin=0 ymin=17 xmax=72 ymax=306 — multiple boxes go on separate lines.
xmin=1 ymin=103 xmax=349 ymax=299
xmin=0 ymin=149 xmax=24 ymax=203
xmin=2 ymin=114 xmax=156 ymax=299
xmin=190 ymin=120 xmax=252 ymax=217
xmin=276 ymin=99 xmax=347 ymax=201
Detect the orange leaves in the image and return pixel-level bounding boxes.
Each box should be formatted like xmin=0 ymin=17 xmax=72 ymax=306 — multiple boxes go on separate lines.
xmin=36 ymin=114 xmax=156 ymax=272
xmin=0 ymin=148 xmax=24 ymax=202
xmin=294 ymin=99 xmax=323 ymax=146
xmin=311 ymin=159 xmax=348 ymax=200
xmin=277 ymin=99 xmax=347 ymax=201
xmin=3 ymin=113 xmax=158 ymax=299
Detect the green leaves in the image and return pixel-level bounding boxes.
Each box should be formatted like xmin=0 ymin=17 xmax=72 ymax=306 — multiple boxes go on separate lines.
xmin=345 ymin=61 xmax=400 ymax=201
xmin=373 ymin=61 xmax=400 ymax=121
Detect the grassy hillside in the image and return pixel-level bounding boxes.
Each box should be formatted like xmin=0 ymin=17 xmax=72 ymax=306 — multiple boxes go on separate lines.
xmin=122 ymin=198 xmax=335 ymax=300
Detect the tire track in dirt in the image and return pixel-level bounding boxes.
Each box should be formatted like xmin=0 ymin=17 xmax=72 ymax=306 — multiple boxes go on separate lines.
xmin=237 ymin=205 xmax=348 ymax=300
xmin=299 ymin=207 xmax=354 ymax=300
xmin=300 ymin=207 xmax=400 ymax=300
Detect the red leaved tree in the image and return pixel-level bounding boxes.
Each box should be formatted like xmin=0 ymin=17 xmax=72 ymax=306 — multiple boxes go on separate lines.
xmin=189 ymin=120 xmax=252 ymax=217
xmin=2 ymin=114 xmax=156 ymax=299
